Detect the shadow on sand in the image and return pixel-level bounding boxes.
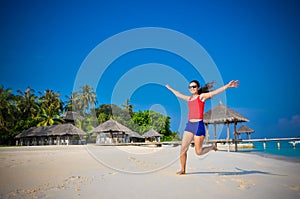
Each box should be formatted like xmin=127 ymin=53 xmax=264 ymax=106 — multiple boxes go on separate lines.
xmin=187 ymin=167 xmax=286 ymax=176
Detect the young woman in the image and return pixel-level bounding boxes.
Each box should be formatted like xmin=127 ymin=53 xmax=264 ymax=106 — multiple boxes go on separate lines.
xmin=166 ymin=80 xmax=239 ymax=175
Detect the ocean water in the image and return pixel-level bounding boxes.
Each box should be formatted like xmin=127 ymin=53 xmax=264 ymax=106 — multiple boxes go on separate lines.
xmin=239 ymin=140 xmax=300 ymax=162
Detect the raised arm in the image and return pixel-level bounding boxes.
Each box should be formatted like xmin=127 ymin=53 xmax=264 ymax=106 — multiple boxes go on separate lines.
xmin=200 ymin=80 xmax=239 ymax=101
xmin=166 ymin=84 xmax=190 ymax=101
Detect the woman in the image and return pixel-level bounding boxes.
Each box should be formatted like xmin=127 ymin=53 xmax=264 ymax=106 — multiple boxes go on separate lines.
xmin=166 ymin=80 xmax=239 ymax=175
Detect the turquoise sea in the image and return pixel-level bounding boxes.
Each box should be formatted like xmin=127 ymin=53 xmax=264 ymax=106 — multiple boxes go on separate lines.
xmin=239 ymin=140 xmax=300 ymax=162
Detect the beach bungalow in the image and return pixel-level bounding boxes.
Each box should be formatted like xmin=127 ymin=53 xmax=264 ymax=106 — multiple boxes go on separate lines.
xmin=15 ymin=123 xmax=87 ymax=146
xmin=92 ymin=119 xmax=144 ymax=144
xmin=126 ymin=130 xmax=145 ymax=143
xmin=142 ymin=129 xmax=162 ymax=142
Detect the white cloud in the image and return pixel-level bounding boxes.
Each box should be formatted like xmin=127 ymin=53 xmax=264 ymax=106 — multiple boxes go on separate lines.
xmin=278 ymin=115 xmax=300 ymax=126
xmin=275 ymin=115 xmax=300 ymax=137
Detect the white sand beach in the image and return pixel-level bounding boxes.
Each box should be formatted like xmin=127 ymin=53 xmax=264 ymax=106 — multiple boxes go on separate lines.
xmin=0 ymin=145 xmax=299 ymax=199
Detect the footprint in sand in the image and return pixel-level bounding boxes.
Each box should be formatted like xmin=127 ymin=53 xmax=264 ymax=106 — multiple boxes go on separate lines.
xmin=288 ymin=186 xmax=300 ymax=191
xmin=128 ymin=156 xmax=151 ymax=169
xmin=230 ymin=178 xmax=256 ymax=190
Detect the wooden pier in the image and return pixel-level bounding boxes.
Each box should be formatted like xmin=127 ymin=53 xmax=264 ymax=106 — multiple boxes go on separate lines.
xmin=94 ymin=137 xmax=300 ymax=151
xmin=242 ymin=137 xmax=300 ymax=149
xmin=207 ymin=137 xmax=300 ymax=151
xmin=163 ymin=137 xmax=300 ymax=152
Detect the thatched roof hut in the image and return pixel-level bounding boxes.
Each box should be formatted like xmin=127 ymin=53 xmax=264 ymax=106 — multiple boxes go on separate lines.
xmin=204 ymin=103 xmax=249 ymax=124
xmin=49 ymin=123 xmax=86 ymax=136
xmin=15 ymin=126 xmax=48 ymax=138
xmin=203 ymin=103 xmax=249 ymax=140
xmin=92 ymin=119 xmax=143 ymax=144
xmin=142 ymin=129 xmax=162 ymax=138
xmin=126 ymin=131 xmax=144 ymax=139
xmin=142 ymin=129 xmax=162 ymax=142
xmin=61 ymin=111 xmax=84 ymax=122
xmin=237 ymin=125 xmax=254 ymax=139
xmin=92 ymin=119 xmax=132 ymax=133
xmin=15 ymin=124 xmax=86 ymax=146
xmin=237 ymin=125 xmax=254 ymax=134
xmin=15 ymin=124 xmax=86 ymax=138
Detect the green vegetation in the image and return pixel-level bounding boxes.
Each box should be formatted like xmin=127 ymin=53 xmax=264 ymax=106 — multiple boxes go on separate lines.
xmin=0 ymin=85 xmax=178 ymax=145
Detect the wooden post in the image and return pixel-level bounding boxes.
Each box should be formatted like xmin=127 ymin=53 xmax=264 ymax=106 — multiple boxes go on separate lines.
xmin=110 ymin=132 xmax=113 ymax=144
xmin=234 ymin=121 xmax=238 ymax=152
xmin=226 ymin=123 xmax=230 ymax=140
xmin=57 ymin=136 xmax=60 ymax=145
xmin=226 ymin=123 xmax=230 ymax=152
xmin=246 ymin=133 xmax=249 ymax=140
xmin=205 ymin=123 xmax=209 ymax=143
xmin=214 ymin=123 xmax=217 ymax=140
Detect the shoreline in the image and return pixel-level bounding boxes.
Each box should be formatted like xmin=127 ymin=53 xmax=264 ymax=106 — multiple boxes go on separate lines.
xmin=235 ymin=150 xmax=300 ymax=163
xmin=2 ymin=143 xmax=300 ymax=163
xmin=2 ymin=144 xmax=300 ymax=163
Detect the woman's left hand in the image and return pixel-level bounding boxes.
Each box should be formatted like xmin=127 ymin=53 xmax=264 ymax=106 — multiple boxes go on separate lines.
xmin=227 ymin=80 xmax=239 ymax=88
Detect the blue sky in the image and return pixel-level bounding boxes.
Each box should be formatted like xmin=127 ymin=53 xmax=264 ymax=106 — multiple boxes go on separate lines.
xmin=1 ymin=0 xmax=300 ymax=138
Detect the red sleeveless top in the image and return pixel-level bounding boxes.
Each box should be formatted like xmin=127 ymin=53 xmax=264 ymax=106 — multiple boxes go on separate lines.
xmin=188 ymin=96 xmax=204 ymax=120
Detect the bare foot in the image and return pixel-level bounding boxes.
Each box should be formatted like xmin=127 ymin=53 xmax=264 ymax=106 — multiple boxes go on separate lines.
xmin=176 ymin=170 xmax=185 ymax=175
xmin=212 ymin=144 xmax=218 ymax=151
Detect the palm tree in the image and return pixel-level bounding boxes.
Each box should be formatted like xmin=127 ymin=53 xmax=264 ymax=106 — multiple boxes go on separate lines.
xmin=39 ymin=90 xmax=63 ymax=110
xmin=78 ymin=85 xmax=97 ymax=114
xmin=81 ymin=116 xmax=98 ymax=132
xmin=0 ymin=86 xmax=17 ymax=144
xmin=36 ymin=106 xmax=64 ymax=126
xmin=16 ymin=87 xmax=39 ymax=126
xmin=64 ymin=92 xmax=80 ymax=112
xmin=36 ymin=90 xmax=64 ymax=126
xmin=0 ymin=86 xmax=13 ymax=129
xmin=97 ymin=112 xmax=107 ymax=124
xmin=121 ymin=99 xmax=134 ymax=117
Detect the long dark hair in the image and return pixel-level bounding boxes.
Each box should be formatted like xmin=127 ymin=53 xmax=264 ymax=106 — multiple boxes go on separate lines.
xmin=190 ymin=80 xmax=215 ymax=95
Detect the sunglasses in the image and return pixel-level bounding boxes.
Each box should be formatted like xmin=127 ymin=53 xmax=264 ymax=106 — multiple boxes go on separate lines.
xmin=188 ymin=85 xmax=197 ymax=89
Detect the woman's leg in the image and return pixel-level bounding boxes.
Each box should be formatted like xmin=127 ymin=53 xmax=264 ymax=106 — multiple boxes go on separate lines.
xmin=177 ymin=131 xmax=194 ymax=175
xmin=194 ymin=135 xmax=217 ymax=156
